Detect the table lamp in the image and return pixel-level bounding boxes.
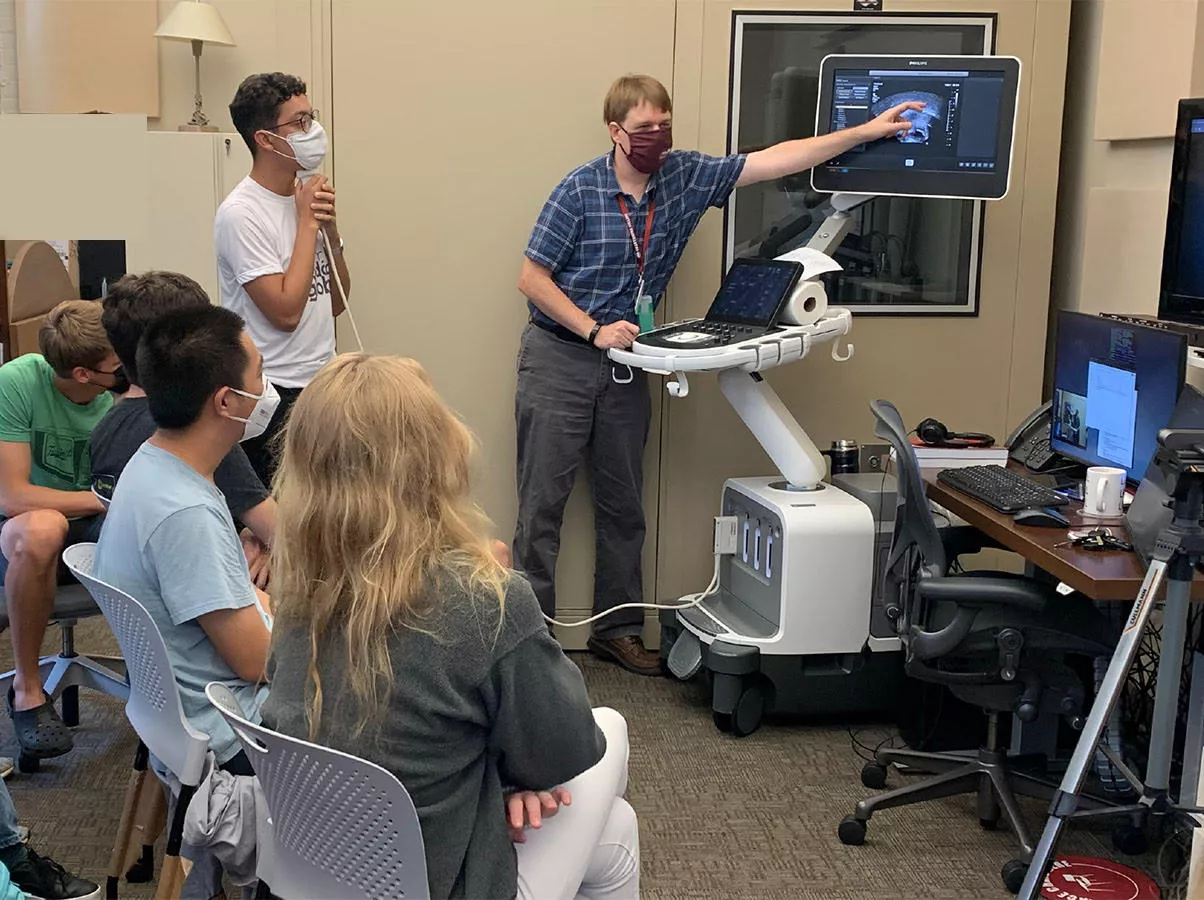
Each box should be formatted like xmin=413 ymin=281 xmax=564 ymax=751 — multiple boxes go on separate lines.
xmin=154 ymin=0 xmax=235 ymax=132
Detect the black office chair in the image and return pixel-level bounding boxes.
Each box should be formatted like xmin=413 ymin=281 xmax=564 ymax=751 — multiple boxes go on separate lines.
xmin=838 ymin=400 xmax=1117 ymax=893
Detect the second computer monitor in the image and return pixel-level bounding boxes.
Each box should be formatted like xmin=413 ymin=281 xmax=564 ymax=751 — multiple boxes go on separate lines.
xmin=1158 ymin=97 xmax=1204 ymax=323
xmin=1050 ymin=311 xmax=1187 ymax=483
xmin=811 ymin=54 xmax=1020 ymax=201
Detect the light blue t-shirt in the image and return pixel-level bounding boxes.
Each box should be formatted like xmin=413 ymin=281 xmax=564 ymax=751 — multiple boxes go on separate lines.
xmin=94 ymin=442 xmax=268 ymax=764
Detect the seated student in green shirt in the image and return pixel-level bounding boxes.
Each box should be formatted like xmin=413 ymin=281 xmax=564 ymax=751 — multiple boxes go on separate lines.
xmin=0 ymin=300 xmax=125 ymax=760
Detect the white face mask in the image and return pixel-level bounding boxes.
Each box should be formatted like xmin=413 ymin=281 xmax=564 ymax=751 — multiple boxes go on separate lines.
xmin=225 ymin=377 xmax=281 ymax=443
xmin=261 ymin=120 xmax=328 ymax=176
xmin=289 ymin=120 xmax=328 ymax=175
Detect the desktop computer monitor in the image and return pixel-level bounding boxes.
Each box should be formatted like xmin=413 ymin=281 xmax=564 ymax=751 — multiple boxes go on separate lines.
xmin=811 ymin=54 xmax=1021 ymax=200
xmin=1158 ymin=97 xmax=1204 ymax=324
xmin=1050 ymin=311 xmax=1187 ymax=483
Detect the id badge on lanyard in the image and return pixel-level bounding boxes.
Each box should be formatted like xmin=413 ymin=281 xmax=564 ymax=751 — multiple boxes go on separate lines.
xmin=617 ymin=195 xmax=656 ymax=333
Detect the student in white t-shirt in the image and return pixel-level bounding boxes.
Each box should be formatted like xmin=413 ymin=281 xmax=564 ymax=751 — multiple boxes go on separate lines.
xmin=214 ymin=72 xmax=352 ymax=485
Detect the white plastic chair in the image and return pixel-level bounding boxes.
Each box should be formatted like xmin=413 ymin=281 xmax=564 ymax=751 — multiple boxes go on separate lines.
xmin=63 ymin=543 xmax=208 ymax=900
xmin=206 ymin=682 xmax=430 ymax=900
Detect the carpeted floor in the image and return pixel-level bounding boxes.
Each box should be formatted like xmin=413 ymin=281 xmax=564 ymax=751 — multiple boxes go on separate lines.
xmin=0 ymin=620 xmax=1154 ymax=899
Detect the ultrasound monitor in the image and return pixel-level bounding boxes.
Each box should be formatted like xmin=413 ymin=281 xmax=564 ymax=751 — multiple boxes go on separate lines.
xmin=811 ymin=54 xmax=1021 ymax=201
xmin=1158 ymin=98 xmax=1204 ymax=324
xmin=1050 ymin=311 xmax=1187 ymax=483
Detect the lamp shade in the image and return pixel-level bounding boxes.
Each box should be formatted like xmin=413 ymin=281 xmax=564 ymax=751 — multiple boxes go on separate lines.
xmin=154 ymin=0 xmax=235 ymax=46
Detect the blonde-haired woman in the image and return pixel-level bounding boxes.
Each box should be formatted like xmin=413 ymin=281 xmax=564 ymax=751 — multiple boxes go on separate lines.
xmin=260 ymin=354 xmax=639 ymax=900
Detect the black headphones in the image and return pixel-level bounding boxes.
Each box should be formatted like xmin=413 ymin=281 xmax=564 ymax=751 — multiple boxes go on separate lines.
xmin=915 ymin=417 xmax=995 ymax=449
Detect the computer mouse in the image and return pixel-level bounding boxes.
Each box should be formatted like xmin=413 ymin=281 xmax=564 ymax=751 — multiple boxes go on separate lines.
xmin=1013 ymin=507 xmax=1071 ymax=528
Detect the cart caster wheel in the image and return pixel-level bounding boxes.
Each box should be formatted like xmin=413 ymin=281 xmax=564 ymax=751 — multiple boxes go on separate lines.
xmin=861 ymin=763 xmax=888 ymax=790
xmin=730 ymin=685 xmax=764 ymax=738
xmin=1001 ymin=859 xmax=1028 ymax=894
xmin=838 ymin=817 xmax=866 ymax=846
xmin=1112 ymin=822 xmax=1148 ymax=855
xmin=712 ymin=711 xmax=732 ymax=733
xmin=16 ymin=753 xmax=39 ymax=774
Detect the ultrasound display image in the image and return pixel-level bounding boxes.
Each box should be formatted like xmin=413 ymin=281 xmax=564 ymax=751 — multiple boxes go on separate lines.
xmin=871 ymin=91 xmax=946 ymax=144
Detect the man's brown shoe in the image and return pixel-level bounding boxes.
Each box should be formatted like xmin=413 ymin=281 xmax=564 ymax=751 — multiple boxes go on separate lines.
xmin=587 ymin=635 xmax=662 ymax=676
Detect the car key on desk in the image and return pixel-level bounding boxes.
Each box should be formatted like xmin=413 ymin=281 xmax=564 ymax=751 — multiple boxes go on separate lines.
xmin=1054 ymin=528 xmax=1133 ymax=552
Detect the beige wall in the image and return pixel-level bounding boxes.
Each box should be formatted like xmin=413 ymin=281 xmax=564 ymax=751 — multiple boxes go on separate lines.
xmin=151 ymin=0 xmax=326 ymax=134
xmin=1050 ymin=0 xmax=1204 ymax=323
xmin=0 ymin=0 xmax=321 ymax=125
xmin=329 ymin=0 xmax=676 ymax=644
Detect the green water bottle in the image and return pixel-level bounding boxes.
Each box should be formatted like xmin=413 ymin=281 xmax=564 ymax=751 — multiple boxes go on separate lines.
xmin=636 ymin=294 xmax=654 ymax=333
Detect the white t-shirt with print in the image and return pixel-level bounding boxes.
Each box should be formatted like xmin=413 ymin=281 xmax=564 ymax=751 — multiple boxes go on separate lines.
xmin=214 ymin=176 xmax=335 ymax=389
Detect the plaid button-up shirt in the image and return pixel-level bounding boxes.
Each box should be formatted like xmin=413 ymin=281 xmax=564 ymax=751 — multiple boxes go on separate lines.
xmin=524 ymin=149 xmax=747 ymax=327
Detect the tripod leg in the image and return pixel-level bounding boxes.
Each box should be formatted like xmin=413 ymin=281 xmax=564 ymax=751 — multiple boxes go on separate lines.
xmin=1147 ymin=568 xmax=1193 ymax=794
xmin=1019 ymin=558 xmax=1169 ymax=899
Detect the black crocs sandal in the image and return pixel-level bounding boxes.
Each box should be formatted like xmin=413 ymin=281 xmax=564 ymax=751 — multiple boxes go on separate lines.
xmin=6 ymin=689 xmax=73 ymax=759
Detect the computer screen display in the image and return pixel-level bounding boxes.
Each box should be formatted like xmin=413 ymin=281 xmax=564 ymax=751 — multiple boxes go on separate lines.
xmin=1159 ymin=99 xmax=1204 ymax=323
xmin=1050 ymin=311 xmax=1187 ymax=482
xmin=706 ymin=259 xmax=802 ymax=326
xmin=811 ymin=55 xmax=1020 ymax=200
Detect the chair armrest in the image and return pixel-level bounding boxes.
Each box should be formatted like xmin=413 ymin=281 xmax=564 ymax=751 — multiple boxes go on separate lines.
xmin=918 ymin=574 xmax=1048 ymax=613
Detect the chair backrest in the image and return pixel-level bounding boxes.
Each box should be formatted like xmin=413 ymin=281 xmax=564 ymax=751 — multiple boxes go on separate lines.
xmin=870 ymin=400 xmax=949 ymax=646
xmin=870 ymin=400 xmax=946 ymax=573
xmin=206 ymin=682 xmax=430 ymax=900
xmin=62 ymin=543 xmax=209 ymax=785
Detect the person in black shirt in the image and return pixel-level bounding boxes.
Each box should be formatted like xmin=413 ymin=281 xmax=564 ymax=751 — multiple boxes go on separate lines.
xmin=89 ymin=272 xmax=276 ymax=586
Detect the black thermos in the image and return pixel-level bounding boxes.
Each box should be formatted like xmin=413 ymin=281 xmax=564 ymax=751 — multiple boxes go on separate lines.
xmin=823 ymin=439 xmax=860 ymax=476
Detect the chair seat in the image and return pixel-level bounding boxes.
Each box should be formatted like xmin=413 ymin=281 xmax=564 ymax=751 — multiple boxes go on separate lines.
xmin=0 ymin=583 xmax=99 ymax=632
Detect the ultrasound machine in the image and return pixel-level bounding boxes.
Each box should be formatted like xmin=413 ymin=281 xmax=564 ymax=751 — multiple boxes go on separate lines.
xmin=610 ymin=54 xmax=1022 ymax=736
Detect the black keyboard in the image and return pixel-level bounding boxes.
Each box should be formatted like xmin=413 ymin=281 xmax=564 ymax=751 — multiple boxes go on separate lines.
xmin=937 ymin=465 xmax=1070 ymax=514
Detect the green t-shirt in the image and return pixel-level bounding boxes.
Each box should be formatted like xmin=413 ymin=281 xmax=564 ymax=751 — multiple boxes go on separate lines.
xmin=0 ymin=354 xmax=114 ymax=502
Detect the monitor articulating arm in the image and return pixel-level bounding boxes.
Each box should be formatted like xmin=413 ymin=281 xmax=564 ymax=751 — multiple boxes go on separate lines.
xmin=803 ymin=193 xmax=876 ymax=257
xmin=612 ymin=193 xmax=876 ymax=492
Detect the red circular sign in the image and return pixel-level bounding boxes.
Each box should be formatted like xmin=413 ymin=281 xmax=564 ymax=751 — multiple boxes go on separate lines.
xmin=1041 ymin=856 xmax=1160 ymax=900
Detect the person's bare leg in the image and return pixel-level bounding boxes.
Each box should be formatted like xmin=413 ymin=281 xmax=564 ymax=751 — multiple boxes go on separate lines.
xmin=0 ymin=512 xmax=68 ymax=711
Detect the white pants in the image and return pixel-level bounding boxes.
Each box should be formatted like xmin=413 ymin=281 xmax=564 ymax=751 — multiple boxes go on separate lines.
xmin=516 ymin=707 xmax=640 ymax=900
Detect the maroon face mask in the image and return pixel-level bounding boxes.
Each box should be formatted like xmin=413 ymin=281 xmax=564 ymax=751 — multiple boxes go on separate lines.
xmin=619 ymin=125 xmax=672 ymax=174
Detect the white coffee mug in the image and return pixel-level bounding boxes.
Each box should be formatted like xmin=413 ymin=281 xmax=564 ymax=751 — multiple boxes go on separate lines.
xmin=1084 ymin=466 xmax=1125 ymax=518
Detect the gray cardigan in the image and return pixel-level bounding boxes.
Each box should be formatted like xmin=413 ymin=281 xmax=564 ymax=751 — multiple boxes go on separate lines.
xmin=260 ymin=572 xmax=605 ymax=900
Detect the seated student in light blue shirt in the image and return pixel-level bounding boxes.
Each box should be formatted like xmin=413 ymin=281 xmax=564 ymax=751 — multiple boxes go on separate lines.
xmin=94 ymin=303 xmax=275 ymax=774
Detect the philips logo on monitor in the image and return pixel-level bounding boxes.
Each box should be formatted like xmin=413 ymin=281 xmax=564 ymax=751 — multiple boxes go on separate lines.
xmin=907 ymin=60 xmax=928 ymax=67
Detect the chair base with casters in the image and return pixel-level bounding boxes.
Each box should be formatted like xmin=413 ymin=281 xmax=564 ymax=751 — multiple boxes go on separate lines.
xmin=839 ymin=709 xmax=1117 ymax=892
xmin=0 ymin=583 xmax=129 ymax=772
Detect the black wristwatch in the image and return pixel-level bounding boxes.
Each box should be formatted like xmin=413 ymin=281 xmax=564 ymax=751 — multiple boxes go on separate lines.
xmin=588 ymin=323 xmax=602 ymax=346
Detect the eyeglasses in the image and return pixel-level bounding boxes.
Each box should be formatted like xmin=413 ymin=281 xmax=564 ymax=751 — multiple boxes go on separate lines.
xmin=269 ymin=109 xmax=320 ymax=134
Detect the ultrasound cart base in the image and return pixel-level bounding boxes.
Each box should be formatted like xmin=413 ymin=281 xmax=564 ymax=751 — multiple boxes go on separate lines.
xmin=656 ymin=475 xmax=899 ymax=737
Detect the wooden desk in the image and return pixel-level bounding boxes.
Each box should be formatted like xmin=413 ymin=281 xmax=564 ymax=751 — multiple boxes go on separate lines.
xmin=922 ymin=463 xmax=1204 ymax=602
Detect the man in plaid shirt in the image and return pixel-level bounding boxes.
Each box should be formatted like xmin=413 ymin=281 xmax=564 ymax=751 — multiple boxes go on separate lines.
xmin=515 ymin=74 xmax=920 ymax=675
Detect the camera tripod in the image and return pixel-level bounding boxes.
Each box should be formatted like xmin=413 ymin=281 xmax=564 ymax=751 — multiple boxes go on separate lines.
xmin=1018 ymin=428 xmax=1204 ymax=897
